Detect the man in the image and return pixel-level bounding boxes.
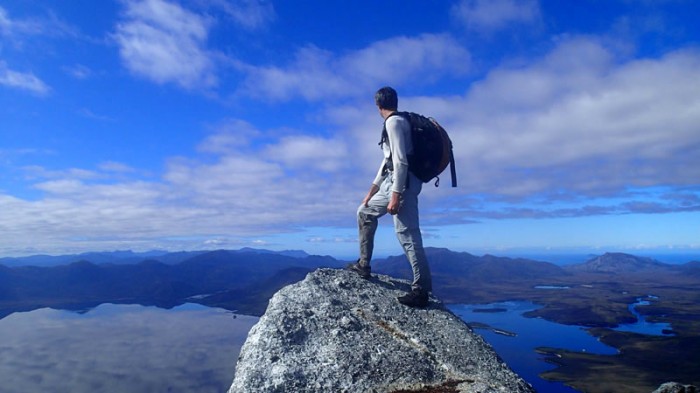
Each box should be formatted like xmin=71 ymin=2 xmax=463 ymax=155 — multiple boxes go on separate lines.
xmin=347 ymin=86 xmax=432 ymax=308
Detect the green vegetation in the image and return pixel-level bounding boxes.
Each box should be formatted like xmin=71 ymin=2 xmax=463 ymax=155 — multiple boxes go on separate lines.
xmin=538 ymin=330 xmax=700 ymax=392
xmin=433 ymin=267 xmax=700 ymax=392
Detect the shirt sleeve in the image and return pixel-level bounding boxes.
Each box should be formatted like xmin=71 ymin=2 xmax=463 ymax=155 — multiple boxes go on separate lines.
xmin=386 ymin=115 xmax=412 ymax=193
xmin=372 ymin=157 xmax=388 ymax=187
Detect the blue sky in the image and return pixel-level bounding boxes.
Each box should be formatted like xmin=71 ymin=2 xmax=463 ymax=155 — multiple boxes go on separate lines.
xmin=1 ymin=0 xmax=699 ymax=259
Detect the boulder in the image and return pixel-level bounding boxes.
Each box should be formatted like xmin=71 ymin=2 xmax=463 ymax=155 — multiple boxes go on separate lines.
xmin=228 ymin=268 xmax=534 ymax=393
xmin=653 ymin=382 xmax=698 ymax=393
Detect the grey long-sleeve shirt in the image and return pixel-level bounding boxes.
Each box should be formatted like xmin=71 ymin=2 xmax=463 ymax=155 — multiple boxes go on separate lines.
xmin=372 ymin=114 xmax=413 ymax=193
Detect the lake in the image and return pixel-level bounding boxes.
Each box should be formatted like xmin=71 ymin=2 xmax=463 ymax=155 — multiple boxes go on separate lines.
xmin=0 ymin=303 xmax=257 ymax=393
xmin=0 ymin=299 xmax=672 ymax=393
xmin=449 ymin=302 xmax=619 ymax=393
xmin=449 ymin=299 xmax=674 ymax=393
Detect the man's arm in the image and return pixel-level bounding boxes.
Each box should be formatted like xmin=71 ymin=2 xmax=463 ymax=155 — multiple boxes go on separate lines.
xmin=362 ymin=184 xmax=380 ymax=207
xmin=386 ymin=116 xmax=411 ymax=193
xmin=367 ymin=147 xmax=389 ymax=206
xmin=386 ymin=115 xmax=411 ymax=215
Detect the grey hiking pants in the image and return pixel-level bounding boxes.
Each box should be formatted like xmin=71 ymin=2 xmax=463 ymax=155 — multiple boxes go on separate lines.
xmin=357 ymin=172 xmax=432 ymax=292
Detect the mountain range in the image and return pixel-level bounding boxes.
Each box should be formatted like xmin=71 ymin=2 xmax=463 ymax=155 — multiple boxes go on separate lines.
xmin=0 ymin=247 xmax=310 ymax=268
xmin=1 ymin=247 xmax=698 ymax=319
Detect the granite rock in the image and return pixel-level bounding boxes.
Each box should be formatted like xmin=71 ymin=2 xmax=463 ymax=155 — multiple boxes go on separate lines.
xmin=228 ymin=268 xmax=534 ymax=393
xmin=653 ymin=382 xmax=698 ymax=393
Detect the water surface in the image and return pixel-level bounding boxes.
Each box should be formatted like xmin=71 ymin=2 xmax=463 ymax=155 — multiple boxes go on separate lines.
xmin=613 ymin=296 xmax=674 ymax=336
xmin=0 ymin=299 xmax=673 ymax=393
xmin=449 ymin=301 xmax=618 ymax=393
xmin=0 ymin=303 xmax=257 ymax=393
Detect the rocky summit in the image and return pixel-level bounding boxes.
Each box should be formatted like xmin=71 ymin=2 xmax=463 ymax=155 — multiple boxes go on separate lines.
xmin=228 ymin=268 xmax=534 ymax=393
xmin=653 ymin=382 xmax=699 ymax=393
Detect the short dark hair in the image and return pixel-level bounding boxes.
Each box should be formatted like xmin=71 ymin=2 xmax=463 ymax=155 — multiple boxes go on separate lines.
xmin=375 ymin=86 xmax=398 ymax=110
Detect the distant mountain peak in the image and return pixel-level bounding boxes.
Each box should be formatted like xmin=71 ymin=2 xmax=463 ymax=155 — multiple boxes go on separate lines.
xmin=236 ymin=247 xmax=309 ymax=258
xmin=568 ymin=252 xmax=669 ymax=273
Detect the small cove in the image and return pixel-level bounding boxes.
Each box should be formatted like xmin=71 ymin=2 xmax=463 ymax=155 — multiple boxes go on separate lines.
xmin=613 ymin=295 xmax=674 ymax=336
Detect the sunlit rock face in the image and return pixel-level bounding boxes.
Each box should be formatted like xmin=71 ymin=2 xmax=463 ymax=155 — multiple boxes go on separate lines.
xmin=228 ymin=268 xmax=534 ymax=393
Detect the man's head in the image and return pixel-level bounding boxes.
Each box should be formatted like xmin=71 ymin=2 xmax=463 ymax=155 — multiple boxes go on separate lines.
xmin=375 ymin=86 xmax=398 ymax=111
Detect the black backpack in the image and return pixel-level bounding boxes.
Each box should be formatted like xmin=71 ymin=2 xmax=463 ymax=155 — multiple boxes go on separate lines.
xmin=382 ymin=111 xmax=457 ymax=187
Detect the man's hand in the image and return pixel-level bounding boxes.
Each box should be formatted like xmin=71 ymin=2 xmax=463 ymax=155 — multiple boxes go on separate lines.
xmin=388 ymin=192 xmax=401 ymax=215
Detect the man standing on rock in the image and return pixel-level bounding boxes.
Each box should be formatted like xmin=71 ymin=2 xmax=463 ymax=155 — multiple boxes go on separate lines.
xmin=347 ymin=86 xmax=432 ymax=308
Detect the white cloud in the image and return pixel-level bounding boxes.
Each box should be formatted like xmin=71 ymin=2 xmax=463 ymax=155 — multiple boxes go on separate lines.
xmin=263 ymin=135 xmax=349 ymax=172
xmin=437 ymin=37 xmax=700 ymax=197
xmin=33 ymin=179 xmax=87 ymax=195
xmin=63 ymin=64 xmax=93 ymax=79
xmin=0 ymin=5 xmax=83 ymax=43
xmin=197 ymin=119 xmax=262 ymax=154
xmin=206 ymin=0 xmax=275 ymax=31
xmin=0 ymin=6 xmax=46 ymax=38
xmin=451 ymin=0 xmax=542 ymax=33
xmin=23 ymin=166 xmax=99 ymax=181
xmin=0 ymin=6 xmax=12 ymax=34
xmin=0 ymin=61 xmax=50 ymax=95
xmin=0 ymin=6 xmax=93 ymax=98
xmin=77 ymin=108 xmax=114 ymax=122
xmin=114 ymin=0 xmax=217 ymax=89
xmin=241 ymin=34 xmax=470 ymax=101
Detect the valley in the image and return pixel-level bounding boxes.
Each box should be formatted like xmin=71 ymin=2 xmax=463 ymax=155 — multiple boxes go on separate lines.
xmin=1 ymin=248 xmax=699 ymax=392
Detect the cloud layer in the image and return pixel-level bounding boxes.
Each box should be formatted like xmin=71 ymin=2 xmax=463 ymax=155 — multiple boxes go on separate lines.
xmin=446 ymin=38 xmax=700 ymax=197
xmin=240 ymin=34 xmax=471 ymax=101
xmin=1 ymin=0 xmax=698 ymax=255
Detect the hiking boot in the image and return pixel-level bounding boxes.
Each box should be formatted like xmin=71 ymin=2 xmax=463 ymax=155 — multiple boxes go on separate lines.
xmin=346 ymin=261 xmax=371 ymax=279
xmin=397 ymin=289 xmax=429 ymax=308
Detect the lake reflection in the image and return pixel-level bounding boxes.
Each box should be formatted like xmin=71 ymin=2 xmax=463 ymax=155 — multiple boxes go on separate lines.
xmin=0 ymin=303 xmax=258 ymax=393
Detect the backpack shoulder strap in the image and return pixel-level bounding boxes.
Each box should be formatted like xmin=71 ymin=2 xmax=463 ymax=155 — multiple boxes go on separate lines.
xmin=379 ymin=111 xmax=406 ymax=146
xmin=449 ymin=148 xmax=457 ymax=187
